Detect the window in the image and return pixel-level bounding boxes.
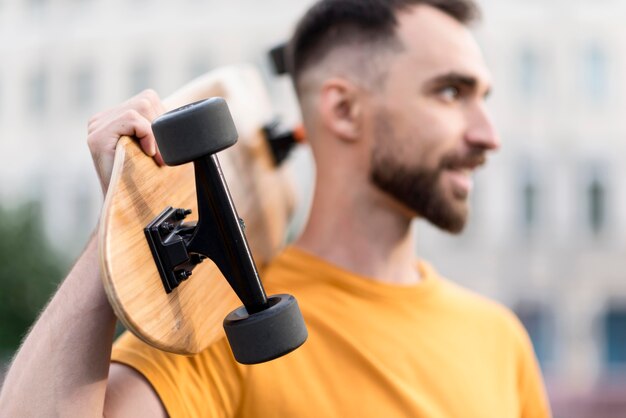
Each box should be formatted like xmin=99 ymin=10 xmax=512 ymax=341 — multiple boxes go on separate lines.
xmin=27 ymin=0 xmax=46 ymax=16
xmin=587 ymin=167 xmax=606 ymax=236
xmin=28 ymin=68 xmax=47 ymax=117
xmin=604 ymin=307 xmax=626 ymax=367
xmin=516 ymin=303 xmax=554 ymax=366
xmin=28 ymin=0 xmax=45 ymax=8
xmin=519 ymin=47 xmax=540 ymax=100
xmin=523 ymin=179 xmax=537 ymax=230
xmin=519 ymin=158 xmax=539 ymax=233
xmin=72 ymin=66 xmax=95 ymax=110
xmin=584 ymin=45 xmax=608 ymax=103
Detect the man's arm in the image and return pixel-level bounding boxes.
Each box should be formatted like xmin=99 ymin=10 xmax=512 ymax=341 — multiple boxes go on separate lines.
xmin=0 ymin=90 xmax=167 ymax=417
xmin=104 ymin=363 xmax=167 ymax=417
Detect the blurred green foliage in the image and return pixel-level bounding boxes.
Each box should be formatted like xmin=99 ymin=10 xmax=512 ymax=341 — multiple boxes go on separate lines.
xmin=0 ymin=202 xmax=68 ymax=360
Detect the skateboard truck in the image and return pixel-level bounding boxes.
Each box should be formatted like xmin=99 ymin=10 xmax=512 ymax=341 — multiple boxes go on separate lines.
xmin=262 ymin=118 xmax=305 ymax=165
xmin=146 ymin=97 xmax=307 ymax=364
xmin=144 ymin=206 xmax=202 ymax=293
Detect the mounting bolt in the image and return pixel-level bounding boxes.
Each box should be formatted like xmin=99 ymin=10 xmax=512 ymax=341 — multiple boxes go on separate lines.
xmin=175 ymin=208 xmax=193 ymax=220
xmin=160 ymin=222 xmax=175 ymax=233
xmin=177 ymin=270 xmax=192 ymax=281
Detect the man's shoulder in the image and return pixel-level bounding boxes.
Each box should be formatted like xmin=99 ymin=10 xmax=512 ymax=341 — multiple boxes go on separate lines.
xmin=435 ymin=274 xmax=529 ymax=344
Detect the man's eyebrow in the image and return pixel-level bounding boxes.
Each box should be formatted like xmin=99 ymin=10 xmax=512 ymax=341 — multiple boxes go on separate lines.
xmin=423 ymin=72 xmax=492 ymax=96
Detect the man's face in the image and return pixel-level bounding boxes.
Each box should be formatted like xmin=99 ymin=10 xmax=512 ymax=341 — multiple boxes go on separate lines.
xmin=367 ymin=6 xmax=499 ymax=233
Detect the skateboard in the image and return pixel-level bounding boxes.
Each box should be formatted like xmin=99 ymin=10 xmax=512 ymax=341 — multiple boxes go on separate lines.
xmin=98 ymin=65 xmax=307 ymax=364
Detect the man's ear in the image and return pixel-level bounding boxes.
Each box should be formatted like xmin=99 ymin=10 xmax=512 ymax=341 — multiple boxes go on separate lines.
xmin=319 ymin=78 xmax=362 ymax=142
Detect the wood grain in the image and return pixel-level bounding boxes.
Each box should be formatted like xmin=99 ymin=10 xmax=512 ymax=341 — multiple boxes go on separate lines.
xmin=99 ymin=65 xmax=295 ymax=354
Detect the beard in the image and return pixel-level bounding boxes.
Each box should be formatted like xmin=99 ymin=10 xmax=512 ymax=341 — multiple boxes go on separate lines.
xmin=370 ymin=115 xmax=476 ymax=234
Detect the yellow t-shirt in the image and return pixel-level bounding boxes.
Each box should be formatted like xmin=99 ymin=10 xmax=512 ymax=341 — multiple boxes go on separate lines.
xmin=112 ymin=247 xmax=551 ymax=418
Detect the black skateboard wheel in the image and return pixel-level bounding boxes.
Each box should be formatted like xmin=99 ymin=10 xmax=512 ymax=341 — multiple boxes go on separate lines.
xmin=224 ymin=294 xmax=308 ymax=365
xmin=152 ymin=97 xmax=238 ymax=166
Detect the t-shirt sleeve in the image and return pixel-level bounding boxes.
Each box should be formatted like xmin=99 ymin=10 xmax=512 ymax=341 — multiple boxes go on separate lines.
xmin=514 ymin=322 xmax=553 ymax=418
xmin=111 ymin=331 xmax=245 ymax=418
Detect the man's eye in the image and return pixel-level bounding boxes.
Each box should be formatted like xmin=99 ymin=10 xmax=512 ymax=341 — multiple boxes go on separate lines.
xmin=439 ymin=86 xmax=461 ymax=101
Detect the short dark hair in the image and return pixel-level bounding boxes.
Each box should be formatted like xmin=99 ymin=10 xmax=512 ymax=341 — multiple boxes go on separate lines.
xmin=288 ymin=0 xmax=480 ymax=91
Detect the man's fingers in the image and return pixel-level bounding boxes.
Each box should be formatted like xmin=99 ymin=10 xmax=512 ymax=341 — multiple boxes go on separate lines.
xmin=137 ymin=134 xmax=157 ymax=158
xmin=88 ymin=89 xmax=165 ymax=136
xmin=154 ymin=150 xmax=166 ymax=167
xmin=123 ymin=90 xmax=166 ymax=159
xmin=86 ymin=89 xmax=167 ymax=195
xmin=131 ymin=113 xmax=157 ymax=158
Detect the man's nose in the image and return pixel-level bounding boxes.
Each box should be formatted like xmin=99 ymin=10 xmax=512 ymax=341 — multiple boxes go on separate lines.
xmin=464 ymin=103 xmax=501 ymax=151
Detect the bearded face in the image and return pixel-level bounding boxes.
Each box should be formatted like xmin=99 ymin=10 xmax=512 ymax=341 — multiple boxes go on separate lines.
xmin=370 ymin=112 xmax=486 ymax=234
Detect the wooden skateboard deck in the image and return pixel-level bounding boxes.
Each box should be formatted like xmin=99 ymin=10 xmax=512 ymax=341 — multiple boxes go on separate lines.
xmin=99 ymin=65 xmax=296 ymax=355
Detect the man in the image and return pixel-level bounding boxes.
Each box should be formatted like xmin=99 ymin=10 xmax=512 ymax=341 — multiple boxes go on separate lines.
xmin=0 ymin=0 xmax=551 ymax=416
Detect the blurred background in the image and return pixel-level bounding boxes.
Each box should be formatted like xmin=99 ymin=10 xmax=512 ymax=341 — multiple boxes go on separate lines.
xmin=1 ymin=0 xmax=625 ymax=416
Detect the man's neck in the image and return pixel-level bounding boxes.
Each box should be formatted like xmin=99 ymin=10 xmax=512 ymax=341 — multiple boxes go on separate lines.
xmin=294 ymin=182 xmax=422 ymax=285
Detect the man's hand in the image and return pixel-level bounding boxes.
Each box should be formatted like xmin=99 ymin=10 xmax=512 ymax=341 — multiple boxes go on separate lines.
xmin=0 ymin=91 xmax=175 ymax=417
xmin=87 ymin=89 xmax=167 ymax=194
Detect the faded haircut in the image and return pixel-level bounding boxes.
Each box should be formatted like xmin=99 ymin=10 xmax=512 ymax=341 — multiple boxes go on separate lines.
xmin=288 ymin=0 xmax=480 ymax=92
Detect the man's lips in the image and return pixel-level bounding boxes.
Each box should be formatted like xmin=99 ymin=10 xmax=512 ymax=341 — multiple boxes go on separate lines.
xmin=444 ymin=154 xmax=486 ymax=172
xmin=442 ymin=154 xmax=487 ymax=198
xmin=445 ymin=169 xmax=473 ymax=198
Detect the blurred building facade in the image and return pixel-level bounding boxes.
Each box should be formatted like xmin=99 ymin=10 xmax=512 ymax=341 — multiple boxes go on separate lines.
xmin=1 ymin=0 xmax=626 ymax=414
